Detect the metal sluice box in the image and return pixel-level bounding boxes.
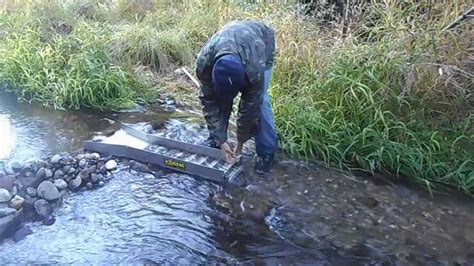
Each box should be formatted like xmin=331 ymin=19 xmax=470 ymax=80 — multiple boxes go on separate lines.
xmin=83 ymin=123 xmax=242 ymax=183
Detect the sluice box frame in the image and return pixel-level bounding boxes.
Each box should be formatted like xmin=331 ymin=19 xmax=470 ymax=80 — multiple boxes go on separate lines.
xmin=83 ymin=123 xmax=241 ymax=183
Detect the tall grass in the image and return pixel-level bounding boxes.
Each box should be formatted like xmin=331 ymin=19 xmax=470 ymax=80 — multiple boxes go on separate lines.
xmin=0 ymin=0 xmax=472 ymax=193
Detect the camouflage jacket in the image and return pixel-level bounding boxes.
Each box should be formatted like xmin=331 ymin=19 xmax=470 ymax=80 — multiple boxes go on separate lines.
xmin=195 ymin=20 xmax=276 ymax=146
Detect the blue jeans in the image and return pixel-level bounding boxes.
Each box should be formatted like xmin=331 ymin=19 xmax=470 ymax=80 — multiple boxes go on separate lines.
xmin=209 ymin=69 xmax=278 ymax=157
xmin=255 ymin=69 xmax=278 ymax=157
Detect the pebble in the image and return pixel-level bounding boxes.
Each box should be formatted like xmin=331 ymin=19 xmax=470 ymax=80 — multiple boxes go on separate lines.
xmin=53 ymin=169 xmax=64 ymax=179
xmin=86 ymin=182 xmax=93 ymax=190
xmin=69 ymin=176 xmax=82 ymax=191
xmin=34 ymin=199 xmax=53 ymax=217
xmin=37 ymin=181 xmax=60 ymax=201
xmin=50 ymin=154 xmax=62 ymax=164
xmin=0 ymin=188 xmax=12 ymax=203
xmin=98 ymin=181 xmax=105 ymax=187
xmin=91 ymin=173 xmax=102 ymax=183
xmin=0 ymin=176 xmax=14 ymax=191
xmin=45 ymin=168 xmax=53 ymax=179
xmin=9 ymin=160 xmax=24 ymax=172
xmin=53 ymin=179 xmax=68 ymax=190
xmin=4 ymin=165 xmax=14 ymax=175
xmin=9 ymin=195 xmax=25 ymax=210
xmin=105 ymin=160 xmax=117 ymax=170
xmin=78 ymin=159 xmax=87 ymax=168
xmin=26 ymin=187 xmax=37 ymax=197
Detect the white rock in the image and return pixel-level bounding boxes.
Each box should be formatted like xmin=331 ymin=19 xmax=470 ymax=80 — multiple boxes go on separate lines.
xmin=0 ymin=188 xmax=11 ymax=203
xmin=105 ymin=160 xmax=117 ymax=171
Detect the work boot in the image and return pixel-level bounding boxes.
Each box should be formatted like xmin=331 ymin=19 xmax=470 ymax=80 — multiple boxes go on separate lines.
xmin=201 ymin=137 xmax=218 ymax=149
xmin=254 ymin=154 xmax=274 ymax=174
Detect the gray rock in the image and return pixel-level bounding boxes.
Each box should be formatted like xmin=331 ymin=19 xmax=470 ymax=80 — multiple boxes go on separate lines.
xmin=21 ymin=163 xmax=33 ymax=173
xmin=0 ymin=176 xmax=14 ymax=191
xmin=0 ymin=170 xmax=5 ymax=177
xmin=45 ymin=168 xmax=53 ymax=179
xmin=144 ymin=124 xmax=154 ymax=134
xmin=69 ymin=176 xmax=82 ymax=190
xmin=34 ymin=199 xmax=53 ymax=217
xmin=24 ymin=171 xmax=34 ymax=177
xmin=0 ymin=211 xmax=19 ymax=237
xmin=9 ymin=160 xmax=24 ymax=172
xmin=78 ymin=159 xmax=87 ymax=168
xmin=53 ymin=169 xmax=64 ymax=179
xmin=50 ymin=154 xmax=62 ymax=164
xmin=67 ymin=167 xmax=76 ymax=175
xmin=26 ymin=187 xmax=37 ymax=197
xmin=4 ymin=165 xmax=14 ymax=175
xmin=86 ymin=182 xmax=93 ymax=190
xmin=85 ymin=153 xmax=100 ymax=161
xmin=0 ymin=207 xmax=16 ymax=218
xmin=75 ymin=154 xmax=85 ymax=160
xmin=37 ymin=181 xmax=60 ymax=201
xmin=98 ymin=181 xmax=105 ymax=187
xmin=11 ymin=186 xmax=18 ymax=196
xmin=0 ymin=188 xmax=11 ymax=203
xmin=53 ymin=179 xmax=68 ymax=190
xmin=20 ymin=176 xmax=41 ymax=188
xmin=105 ymin=160 xmax=117 ymax=170
xmin=36 ymin=167 xmax=46 ymax=178
xmin=62 ymin=165 xmax=71 ymax=173
xmin=90 ymin=173 xmax=102 ymax=183
xmin=9 ymin=195 xmax=25 ymax=210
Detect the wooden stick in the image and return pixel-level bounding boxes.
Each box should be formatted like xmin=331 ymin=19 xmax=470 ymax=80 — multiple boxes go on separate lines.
xmin=181 ymin=67 xmax=200 ymax=90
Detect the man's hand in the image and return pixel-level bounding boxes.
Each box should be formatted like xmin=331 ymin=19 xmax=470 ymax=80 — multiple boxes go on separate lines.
xmin=234 ymin=141 xmax=244 ymax=156
xmin=220 ymin=142 xmax=236 ymax=164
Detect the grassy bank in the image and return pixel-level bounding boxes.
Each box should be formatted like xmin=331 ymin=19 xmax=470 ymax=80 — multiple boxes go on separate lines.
xmin=1 ymin=1 xmax=472 ymax=193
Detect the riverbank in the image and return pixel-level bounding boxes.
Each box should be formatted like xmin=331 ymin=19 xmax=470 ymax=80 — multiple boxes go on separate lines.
xmin=0 ymin=1 xmax=472 ymax=193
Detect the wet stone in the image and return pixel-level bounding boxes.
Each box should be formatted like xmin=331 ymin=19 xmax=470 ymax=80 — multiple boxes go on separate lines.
xmin=0 ymin=176 xmax=14 ymax=191
xmin=50 ymin=154 xmax=62 ymax=164
xmin=98 ymin=181 xmax=105 ymax=187
xmin=37 ymin=181 xmax=60 ymax=201
xmin=4 ymin=165 xmax=14 ymax=175
xmin=9 ymin=195 xmax=25 ymax=210
xmin=36 ymin=167 xmax=46 ymax=179
xmin=9 ymin=160 xmax=24 ymax=172
xmin=69 ymin=176 xmax=82 ymax=191
xmin=53 ymin=179 xmax=68 ymax=191
xmin=34 ymin=199 xmax=53 ymax=217
xmin=53 ymin=169 xmax=64 ymax=179
xmin=0 ymin=207 xmax=16 ymax=218
xmin=91 ymin=173 xmax=102 ymax=183
xmin=42 ymin=215 xmax=56 ymax=226
xmin=0 ymin=188 xmax=12 ymax=203
xmin=13 ymin=225 xmax=33 ymax=242
xmin=86 ymin=182 xmax=93 ymax=190
xmin=26 ymin=187 xmax=37 ymax=197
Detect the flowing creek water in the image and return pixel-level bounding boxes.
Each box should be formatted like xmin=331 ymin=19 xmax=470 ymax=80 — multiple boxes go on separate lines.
xmin=0 ymin=91 xmax=473 ymax=265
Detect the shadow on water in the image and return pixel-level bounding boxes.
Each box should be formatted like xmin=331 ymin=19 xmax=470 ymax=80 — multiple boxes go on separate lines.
xmin=0 ymin=91 xmax=473 ymax=264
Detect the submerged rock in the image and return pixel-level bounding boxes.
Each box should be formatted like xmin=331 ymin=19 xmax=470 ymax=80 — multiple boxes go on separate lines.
xmin=0 ymin=176 xmax=14 ymax=191
xmin=0 ymin=188 xmax=12 ymax=203
xmin=13 ymin=225 xmax=33 ymax=242
xmin=37 ymin=181 xmax=60 ymax=201
xmin=9 ymin=195 xmax=25 ymax=210
xmin=34 ymin=199 xmax=53 ymax=218
xmin=54 ymin=179 xmax=68 ymax=191
xmin=0 ymin=207 xmax=16 ymax=218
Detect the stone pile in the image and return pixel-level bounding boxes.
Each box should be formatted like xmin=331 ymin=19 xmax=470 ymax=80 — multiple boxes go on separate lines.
xmin=0 ymin=152 xmax=118 ymax=240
